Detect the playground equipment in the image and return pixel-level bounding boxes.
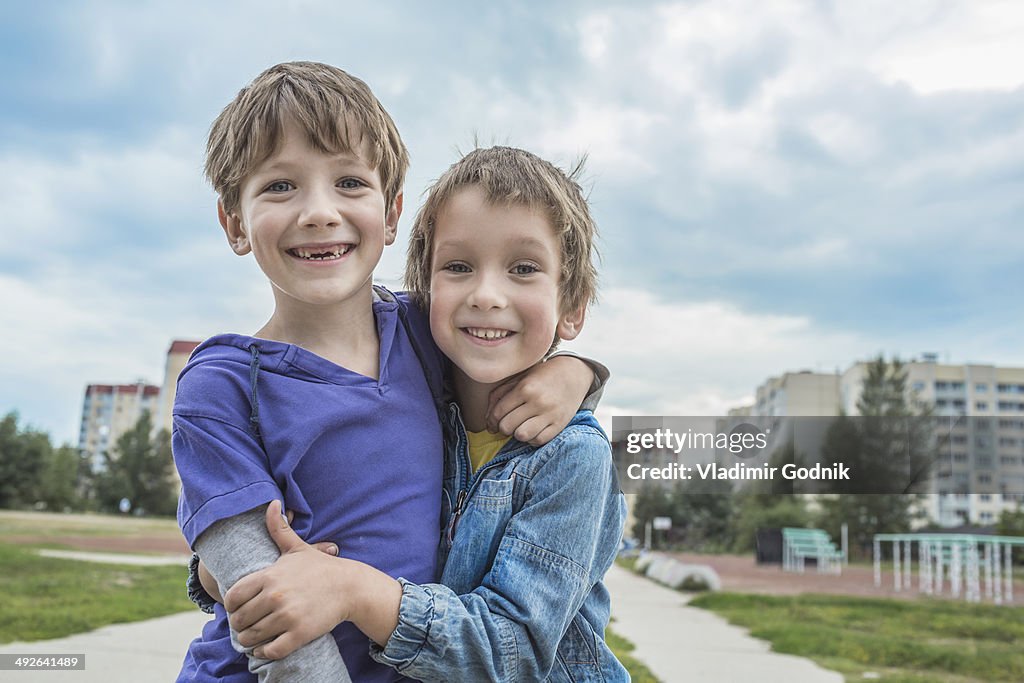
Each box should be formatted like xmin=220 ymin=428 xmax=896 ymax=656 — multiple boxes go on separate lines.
xmin=782 ymin=527 xmax=844 ymax=574
xmin=874 ymin=533 xmax=1023 ymax=605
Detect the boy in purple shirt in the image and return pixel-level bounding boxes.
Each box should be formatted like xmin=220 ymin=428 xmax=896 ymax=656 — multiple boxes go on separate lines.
xmin=174 ymin=62 xmax=598 ymax=682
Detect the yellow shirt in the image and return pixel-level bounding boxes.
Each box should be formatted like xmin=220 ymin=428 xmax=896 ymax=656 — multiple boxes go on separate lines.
xmin=466 ymin=429 xmax=512 ymax=473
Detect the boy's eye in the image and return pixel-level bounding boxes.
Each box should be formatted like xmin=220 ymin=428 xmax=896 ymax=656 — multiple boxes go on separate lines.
xmin=511 ymin=263 xmax=539 ymax=275
xmin=338 ymin=178 xmax=364 ymax=190
xmin=443 ymin=262 xmax=471 ymax=274
xmin=266 ymin=181 xmax=294 ymax=193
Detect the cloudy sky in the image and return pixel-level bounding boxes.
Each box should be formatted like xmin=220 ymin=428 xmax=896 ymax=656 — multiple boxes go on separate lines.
xmin=2 ymin=0 xmax=1022 ymax=444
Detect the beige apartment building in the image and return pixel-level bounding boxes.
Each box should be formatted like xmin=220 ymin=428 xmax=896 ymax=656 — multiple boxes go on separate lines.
xmin=78 ymin=382 xmax=160 ymax=468
xmin=78 ymin=339 xmax=201 ymax=470
xmin=156 ymin=340 xmax=201 ymax=433
xmin=743 ymin=370 xmax=841 ymax=417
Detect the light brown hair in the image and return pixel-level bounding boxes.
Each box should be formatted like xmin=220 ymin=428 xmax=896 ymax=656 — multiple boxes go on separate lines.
xmin=405 ymin=146 xmax=599 ymax=317
xmin=205 ymin=61 xmax=408 ymax=214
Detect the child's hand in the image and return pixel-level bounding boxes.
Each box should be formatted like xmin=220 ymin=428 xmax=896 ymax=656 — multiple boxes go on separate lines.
xmin=224 ymin=501 xmax=355 ymax=659
xmin=196 ymin=507 xmax=338 ymax=606
xmin=486 ymin=355 xmax=594 ymax=445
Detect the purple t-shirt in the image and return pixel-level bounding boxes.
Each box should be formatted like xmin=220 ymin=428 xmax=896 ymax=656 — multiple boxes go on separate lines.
xmin=173 ymin=294 xmax=444 ymax=682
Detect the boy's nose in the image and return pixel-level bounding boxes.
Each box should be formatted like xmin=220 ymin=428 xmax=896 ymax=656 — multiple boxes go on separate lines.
xmin=297 ymin=187 xmax=342 ymax=229
xmin=467 ymin=272 xmax=507 ymax=310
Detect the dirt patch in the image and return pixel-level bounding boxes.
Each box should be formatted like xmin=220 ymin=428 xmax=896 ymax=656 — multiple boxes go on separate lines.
xmin=667 ymin=552 xmax=1024 ymax=606
xmin=5 ymin=534 xmax=190 ymax=555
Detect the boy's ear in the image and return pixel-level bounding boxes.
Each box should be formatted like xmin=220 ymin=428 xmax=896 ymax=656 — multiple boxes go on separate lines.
xmin=384 ymin=191 xmax=403 ymax=246
xmin=557 ymin=305 xmax=586 ymax=342
xmin=218 ymin=200 xmax=250 ymax=256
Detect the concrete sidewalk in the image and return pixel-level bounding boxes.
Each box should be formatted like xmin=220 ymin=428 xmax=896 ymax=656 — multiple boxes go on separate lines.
xmin=0 ymin=554 xmax=842 ymax=682
xmin=605 ymin=562 xmax=842 ymax=682
xmin=0 ymin=610 xmax=210 ymax=682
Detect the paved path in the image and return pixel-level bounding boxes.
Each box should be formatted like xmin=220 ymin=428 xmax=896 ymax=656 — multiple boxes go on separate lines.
xmin=0 ymin=610 xmax=210 ymax=682
xmin=0 ymin=552 xmax=842 ymax=682
xmin=604 ymin=563 xmax=843 ymax=682
xmin=35 ymin=549 xmax=191 ymax=566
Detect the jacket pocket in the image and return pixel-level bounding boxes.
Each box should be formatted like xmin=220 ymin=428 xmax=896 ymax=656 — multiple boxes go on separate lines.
xmin=470 ymin=476 xmax=514 ymax=511
xmin=553 ymin=615 xmax=603 ymax=682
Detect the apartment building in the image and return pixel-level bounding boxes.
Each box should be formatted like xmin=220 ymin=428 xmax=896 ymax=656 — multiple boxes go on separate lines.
xmin=156 ymin=340 xmax=201 ymax=433
xmin=77 ymin=339 xmax=201 ymax=470
xmin=841 ymin=356 xmax=1024 ymax=526
xmin=77 ymin=382 xmax=160 ymax=468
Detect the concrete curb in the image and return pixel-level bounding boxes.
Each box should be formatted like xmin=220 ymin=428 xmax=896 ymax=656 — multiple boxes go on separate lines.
xmin=605 ymin=563 xmax=843 ymax=682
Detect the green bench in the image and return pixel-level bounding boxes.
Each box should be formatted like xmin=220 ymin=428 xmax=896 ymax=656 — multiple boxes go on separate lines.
xmin=783 ymin=527 xmax=843 ymax=574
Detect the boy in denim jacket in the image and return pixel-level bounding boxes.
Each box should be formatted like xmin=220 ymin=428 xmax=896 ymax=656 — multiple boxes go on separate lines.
xmin=222 ymin=147 xmax=629 ymax=681
xmin=176 ymin=63 xmax=602 ymax=683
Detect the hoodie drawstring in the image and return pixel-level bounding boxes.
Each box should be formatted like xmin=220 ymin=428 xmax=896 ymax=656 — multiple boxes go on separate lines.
xmin=248 ymin=344 xmax=261 ymax=439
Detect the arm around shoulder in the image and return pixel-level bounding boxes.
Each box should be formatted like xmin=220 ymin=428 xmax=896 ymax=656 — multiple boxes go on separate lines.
xmin=371 ymin=424 xmax=625 ymax=682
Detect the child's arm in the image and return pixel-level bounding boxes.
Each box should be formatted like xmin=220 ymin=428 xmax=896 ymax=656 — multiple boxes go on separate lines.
xmin=226 ymin=433 xmax=625 ymax=682
xmin=195 ymin=505 xmax=353 ymax=682
xmin=225 ymin=501 xmax=402 ymax=658
xmin=485 ymin=353 xmax=608 ymax=445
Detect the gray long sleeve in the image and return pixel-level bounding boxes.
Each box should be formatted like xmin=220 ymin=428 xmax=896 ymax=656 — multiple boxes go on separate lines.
xmin=547 ymin=350 xmax=610 ymax=411
xmin=194 ymin=505 xmax=352 ymax=683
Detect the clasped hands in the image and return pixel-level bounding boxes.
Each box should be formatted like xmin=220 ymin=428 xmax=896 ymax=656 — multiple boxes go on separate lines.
xmin=224 ymin=501 xmax=401 ymax=660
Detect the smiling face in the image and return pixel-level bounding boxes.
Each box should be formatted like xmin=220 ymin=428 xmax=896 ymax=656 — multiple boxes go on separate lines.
xmin=219 ymin=119 xmax=400 ymax=317
xmin=428 ymin=186 xmax=584 ymax=387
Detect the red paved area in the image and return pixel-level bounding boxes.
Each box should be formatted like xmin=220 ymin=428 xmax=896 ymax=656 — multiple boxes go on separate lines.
xmin=668 ymin=551 xmax=1024 ymax=606
xmin=5 ymin=534 xmax=190 ymax=554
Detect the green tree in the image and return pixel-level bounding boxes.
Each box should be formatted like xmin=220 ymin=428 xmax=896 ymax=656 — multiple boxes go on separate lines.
xmin=38 ymin=444 xmax=82 ymax=512
xmin=0 ymin=412 xmax=49 ymax=509
xmin=729 ymin=492 xmax=810 ymax=553
xmin=630 ymin=479 xmax=735 ymax=551
xmin=667 ymin=478 xmax=734 ymax=551
xmin=817 ymin=356 xmax=934 ymax=557
xmin=94 ymin=411 xmax=177 ymax=516
xmin=997 ymin=507 xmax=1024 ymax=565
xmin=631 ymin=484 xmax=673 ymax=544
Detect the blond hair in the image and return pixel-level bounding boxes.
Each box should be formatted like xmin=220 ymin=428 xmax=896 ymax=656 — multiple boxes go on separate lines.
xmin=205 ymin=61 xmax=408 ymax=214
xmin=405 ymin=146 xmax=599 ymax=317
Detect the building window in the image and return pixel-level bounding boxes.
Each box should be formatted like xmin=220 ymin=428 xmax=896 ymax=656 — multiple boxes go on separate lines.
xmin=980 ymin=494 xmax=991 ymax=502
xmin=980 ymin=512 xmax=993 ymax=522
xmin=976 ymin=383 xmax=988 ymax=392
xmin=976 ymin=402 xmax=988 ymax=411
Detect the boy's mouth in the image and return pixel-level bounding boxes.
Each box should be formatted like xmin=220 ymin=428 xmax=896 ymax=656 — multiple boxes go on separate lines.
xmin=463 ymin=327 xmax=514 ymax=341
xmin=287 ymin=243 xmax=354 ymax=261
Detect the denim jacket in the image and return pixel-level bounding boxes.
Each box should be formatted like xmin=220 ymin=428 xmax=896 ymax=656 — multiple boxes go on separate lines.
xmin=370 ymin=405 xmax=629 ymax=682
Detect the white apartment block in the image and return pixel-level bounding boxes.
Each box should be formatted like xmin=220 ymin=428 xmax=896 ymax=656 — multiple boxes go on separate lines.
xmin=841 ymin=356 xmax=1024 ymax=527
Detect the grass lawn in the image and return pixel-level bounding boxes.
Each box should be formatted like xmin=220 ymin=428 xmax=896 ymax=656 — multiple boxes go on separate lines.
xmin=691 ymin=592 xmax=1024 ymax=682
xmin=0 ymin=542 xmax=193 ymax=643
xmin=606 ymin=624 xmax=660 ymax=682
